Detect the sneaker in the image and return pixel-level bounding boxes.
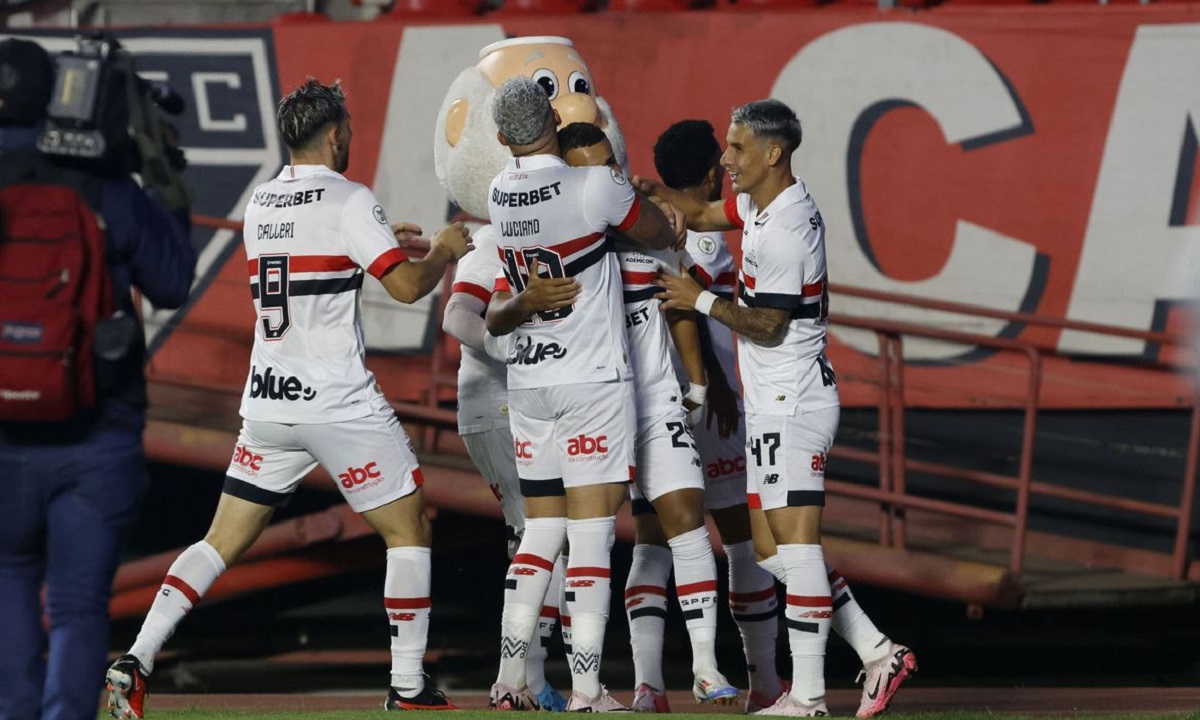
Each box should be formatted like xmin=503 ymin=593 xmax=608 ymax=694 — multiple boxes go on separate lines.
xmin=384 ymin=686 xmax=458 ymax=711
xmin=630 ymin=683 xmax=670 ymax=713
xmin=537 ymin=683 xmax=570 ymax=712
xmin=106 ymin=654 xmax=149 ymax=720
xmin=566 ymin=687 xmax=630 ymax=712
xmin=855 ymin=643 xmax=917 ymax=718
xmin=745 ymin=680 xmax=790 ymax=714
xmin=752 ymin=694 xmax=828 ymax=717
xmin=692 ymin=671 xmax=738 ymax=705
xmin=490 ymin=683 xmax=538 ymax=711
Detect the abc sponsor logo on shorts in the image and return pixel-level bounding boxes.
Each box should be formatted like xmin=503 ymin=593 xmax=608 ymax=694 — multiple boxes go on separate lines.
xmin=249 ymin=365 xmax=316 ymax=402
xmin=514 ymin=438 xmax=534 ymax=465
xmin=231 ymin=445 xmax=263 ymax=474
xmin=811 ymin=452 xmax=827 ymax=476
xmin=706 ymin=455 xmax=746 ymax=479
xmin=339 ymin=462 xmax=382 ymax=493
xmin=566 ymin=434 xmax=608 ymax=462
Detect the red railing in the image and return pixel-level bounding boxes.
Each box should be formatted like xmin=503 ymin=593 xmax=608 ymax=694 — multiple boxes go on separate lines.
xmin=825 ymin=285 xmax=1198 ymax=580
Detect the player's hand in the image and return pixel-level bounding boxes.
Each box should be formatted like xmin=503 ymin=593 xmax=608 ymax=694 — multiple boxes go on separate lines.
xmin=391 ymin=222 xmax=424 ymax=248
xmin=632 ymin=175 xmax=664 ymax=199
xmin=431 ymin=221 xmax=474 ymax=260
xmin=655 ymin=262 xmax=705 ymax=312
xmin=517 ymin=258 xmax=580 ymax=314
xmin=706 ymin=372 xmax=740 ymax=438
xmin=650 ymin=196 xmax=688 ymax=250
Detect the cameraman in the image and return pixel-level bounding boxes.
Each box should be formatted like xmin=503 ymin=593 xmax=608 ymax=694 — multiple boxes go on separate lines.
xmin=0 ymin=37 xmax=196 ymax=720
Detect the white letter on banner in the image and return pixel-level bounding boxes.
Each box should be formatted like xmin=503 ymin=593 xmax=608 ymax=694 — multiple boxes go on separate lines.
xmin=365 ymin=24 xmax=506 ymax=352
xmin=1060 ymin=24 xmax=1200 ymax=357
xmin=773 ymin=23 xmax=1039 ymax=361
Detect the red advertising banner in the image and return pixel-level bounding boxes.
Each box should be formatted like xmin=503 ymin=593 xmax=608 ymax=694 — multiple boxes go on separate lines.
xmin=23 ymin=8 xmax=1200 ymax=409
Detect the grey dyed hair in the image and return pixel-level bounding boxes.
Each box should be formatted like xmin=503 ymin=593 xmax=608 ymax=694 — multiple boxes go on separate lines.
xmin=277 ymin=77 xmax=348 ymax=151
xmin=492 ymin=76 xmax=553 ymax=146
xmin=731 ymin=99 xmax=801 ymax=154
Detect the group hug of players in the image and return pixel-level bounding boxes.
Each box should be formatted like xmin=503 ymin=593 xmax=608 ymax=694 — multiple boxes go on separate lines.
xmin=448 ymin=77 xmax=917 ymax=717
xmin=102 ymin=76 xmax=915 ymax=719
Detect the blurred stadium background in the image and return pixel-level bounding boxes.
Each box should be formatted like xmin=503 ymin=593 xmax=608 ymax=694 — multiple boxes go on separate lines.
xmin=5 ymin=0 xmax=1200 ymax=698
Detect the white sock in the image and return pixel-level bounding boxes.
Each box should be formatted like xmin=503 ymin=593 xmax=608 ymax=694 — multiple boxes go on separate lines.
xmin=757 ymin=553 xmax=787 ymax=584
xmin=565 ymin=516 xmax=616 ymax=700
xmin=560 ymin=553 xmax=572 ymax=660
xmin=129 ymin=541 xmax=225 ymax=675
xmin=385 ymin=546 xmax=431 ymax=695
xmin=828 ymin=565 xmax=890 ymax=665
xmin=667 ymin=527 xmax=719 ymax=675
xmin=625 ymin=543 xmax=672 ymax=690
xmin=527 ymin=554 xmax=565 ymax=694
xmin=497 ymin=517 xmax=566 ymax=689
xmin=779 ymin=544 xmax=831 ymax=705
xmin=726 ymin=540 xmax=780 ymax=699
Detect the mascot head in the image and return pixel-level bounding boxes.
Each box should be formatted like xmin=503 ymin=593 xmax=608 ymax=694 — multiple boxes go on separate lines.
xmin=434 ymin=35 xmax=627 ymax=220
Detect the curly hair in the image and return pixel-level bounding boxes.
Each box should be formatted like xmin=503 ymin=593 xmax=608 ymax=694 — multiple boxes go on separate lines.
xmin=276 ymin=77 xmax=347 ymax=151
xmin=652 ymin=119 xmax=721 ymax=191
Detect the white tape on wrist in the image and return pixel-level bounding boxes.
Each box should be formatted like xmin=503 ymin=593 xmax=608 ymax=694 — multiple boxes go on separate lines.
xmin=685 ymin=382 xmax=707 ymax=406
xmin=694 ymin=290 xmax=719 ymax=316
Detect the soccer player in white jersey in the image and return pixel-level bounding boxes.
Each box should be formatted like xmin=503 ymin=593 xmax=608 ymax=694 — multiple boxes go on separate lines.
xmin=105 ymin=79 xmax=472 ymax=718
xmin=639 ymin=101 xmax=917 ymax=717
xmin=559 ymin=122 xmax=738 ymax=711
xmin=652 ymin=119 xmax=917 ymax=717
xmin=441 ymin=223 xmax=570 ymax=712
xmin=483 ymin=77 xmax=679 ymax=712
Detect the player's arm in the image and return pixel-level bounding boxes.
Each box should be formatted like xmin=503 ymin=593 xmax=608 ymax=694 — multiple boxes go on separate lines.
xmin=658 ymin=269 xmax=788 ymax=343
xmin=694 ymin=316 xmax=740 ymax=437
xmin=379 ymin=222 xmax=473 ymax=304
xmin=665 ymin=308 xmax=710 ymax=425
xmin=485 ymin=259 xmax=581 ymax=336
xmin=633 ymin=176 xmax=735 ymax=233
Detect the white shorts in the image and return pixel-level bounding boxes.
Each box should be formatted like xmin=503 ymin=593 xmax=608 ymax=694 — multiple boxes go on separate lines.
xmin=745 ymin=405 xmax=839 ymax=512
xmin=629 ymin=405 xmax=704 ymax=514
xmin=462 ymin=424 xmax=526 ymax=538
xmin=508 ymin=379 xmax=636 ymax=496
xmin=694 ymin=409 xmax=749 ymax=511
xmin=225 ymin=395 xmax=423 ymax=514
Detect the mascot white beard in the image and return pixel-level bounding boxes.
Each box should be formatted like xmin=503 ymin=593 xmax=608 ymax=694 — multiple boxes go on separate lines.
xmin=434 ymin=66 xmax=629 ymax=221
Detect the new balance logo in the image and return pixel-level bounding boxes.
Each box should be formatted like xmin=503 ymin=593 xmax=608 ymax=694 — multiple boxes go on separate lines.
xmin=389 ymin=612 xmax=416 ymax=621
xmin=249 ymin=365 xmax=316 ymax=401
xmin=567 ymin=434 xmax=608 ymax=456
xmin=338 ymin=462 xmax=380 ymax=490
xmin=762 ymin=473 xmax=780 ymax=485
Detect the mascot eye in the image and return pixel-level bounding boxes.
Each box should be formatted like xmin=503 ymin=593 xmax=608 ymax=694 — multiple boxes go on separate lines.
xmin=568 ymin=71 xmax=590 ymax=95
xmin=531 ymin=69 xmax=559 ymax=100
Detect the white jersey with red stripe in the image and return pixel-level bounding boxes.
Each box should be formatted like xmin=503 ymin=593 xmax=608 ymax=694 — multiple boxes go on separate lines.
xmin=449 ymin=224 xmax=508 ymax=430
xmin=617 ymin=244 xmax=690 ymax=418
xmin=724 ymin=179 xmax=839 ymax=415
xmin=488 ymin=154 xmax=640 ymax=391
xmin=239 ymin=164 xmax=408 ymax=424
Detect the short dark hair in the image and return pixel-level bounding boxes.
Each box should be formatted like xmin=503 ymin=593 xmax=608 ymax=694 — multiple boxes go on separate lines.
xmin=0 ymin=38 xmax=54 ymax=126
xmin=731 ymin=99 xmax=801 ymax=155
xmin=558 ymin=121 xmax=607 ymax=155
xmin=653 ymin=119 xmax=720 ymax=191
xmin=276 ymin=77 xmax=347 ymax=151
